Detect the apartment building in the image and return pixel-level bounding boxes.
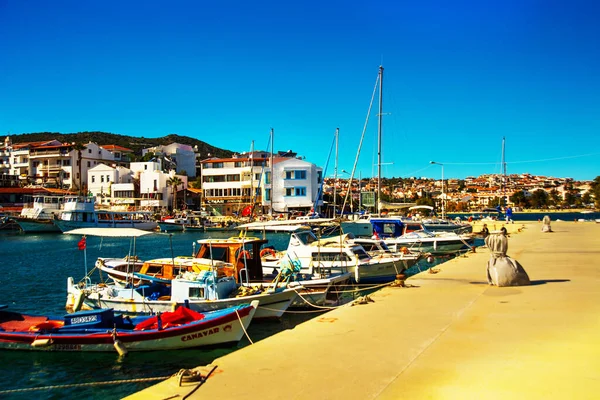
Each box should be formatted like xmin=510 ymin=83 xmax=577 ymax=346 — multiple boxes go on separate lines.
xmin=142 ymin=142 xmax=196 ymax=178
xmin=200 ymin=151 xmax=322 ymax=217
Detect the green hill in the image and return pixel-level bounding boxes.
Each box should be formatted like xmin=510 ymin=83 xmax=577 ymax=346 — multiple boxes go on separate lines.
xmin=8 ymin=131 xmax=234 ymax=159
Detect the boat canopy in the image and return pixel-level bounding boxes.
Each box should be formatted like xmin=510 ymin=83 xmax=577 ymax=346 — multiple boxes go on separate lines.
xmin=408 ymin=205 xmax=434 ymax=211
xmin=63 ymin=228 xmax=155 ymax=237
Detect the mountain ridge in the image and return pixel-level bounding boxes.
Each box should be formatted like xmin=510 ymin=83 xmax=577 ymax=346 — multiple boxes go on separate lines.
xmin=6 ymin=131 xmax=234 ymax=159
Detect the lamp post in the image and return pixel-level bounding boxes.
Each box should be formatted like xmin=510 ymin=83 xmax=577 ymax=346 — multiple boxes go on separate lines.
xmin=430 ymin=161 xmax=445 ymax=219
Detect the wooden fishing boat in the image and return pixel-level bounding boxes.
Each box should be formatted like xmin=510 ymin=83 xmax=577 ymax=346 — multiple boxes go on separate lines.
xmin=0 ymin=302 xmax=257 ymax=353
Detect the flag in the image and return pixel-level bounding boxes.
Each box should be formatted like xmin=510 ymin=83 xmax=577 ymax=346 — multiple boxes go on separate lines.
xmin=78 ymin=236 xmax=86 ymax=250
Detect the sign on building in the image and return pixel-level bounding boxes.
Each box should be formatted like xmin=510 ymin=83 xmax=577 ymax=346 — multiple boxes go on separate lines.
xmin=361 ymin=191 xmax=376 ymax=207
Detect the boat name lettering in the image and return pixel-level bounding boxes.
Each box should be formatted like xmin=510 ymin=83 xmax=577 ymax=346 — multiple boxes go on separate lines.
xmin=181 ymin=327 xmax=219 ymax=342
xmin=70 ymin=315 xmax=98 ymax=324
xmin=53 ymin=344 xmax=82 ymax=351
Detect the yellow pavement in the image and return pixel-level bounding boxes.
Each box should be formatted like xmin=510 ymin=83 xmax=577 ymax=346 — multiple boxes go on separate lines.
xmin=126 ymin=221 xmax=600 ymax=400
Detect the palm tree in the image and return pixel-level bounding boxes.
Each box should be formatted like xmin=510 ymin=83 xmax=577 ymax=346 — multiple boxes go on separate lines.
xmin=167 ymin=176 xmax=183 ymax=211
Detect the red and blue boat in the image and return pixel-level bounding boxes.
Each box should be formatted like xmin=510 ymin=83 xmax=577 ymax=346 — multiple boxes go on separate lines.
xmin=0 ymin=301 xmax=257 ymax=353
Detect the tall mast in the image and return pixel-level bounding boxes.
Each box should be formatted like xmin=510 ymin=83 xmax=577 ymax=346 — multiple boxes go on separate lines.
xmin=501 ymin=136 xmax=506 ymax=206
xmin=377 ymin=65 xmax=384 ymax=216
xmin=333 ymin=127 xmax=339 ymax=217
xmin=270 ymin=128 xmax=274 ymax=217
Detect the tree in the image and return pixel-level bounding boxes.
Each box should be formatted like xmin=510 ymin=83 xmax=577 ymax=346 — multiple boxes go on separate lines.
xmin=530 ymin=189 xmax=549 ymax=209
xmin=510 ymin=190 xmax=529 ymax=208
xmin=549 ymin=189 xmax=562 ymax=207
xmin=71 ymin=142 xmax=86 ymax=195
xmin=591 ymin=176 xmax=600 ymax=208
xmin=167 ymin=176 xmax=183 ymax=211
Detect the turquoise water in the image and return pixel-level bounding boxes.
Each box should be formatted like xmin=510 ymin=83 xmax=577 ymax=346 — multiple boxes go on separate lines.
xmin=0 ymin=229 xmax=461 ymax=399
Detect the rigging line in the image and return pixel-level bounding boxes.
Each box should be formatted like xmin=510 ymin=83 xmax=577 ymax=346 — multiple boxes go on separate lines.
xmin=432 ymin=152 xmax=600 ymax=166
xmin=341 ymin=72 xmax=380 ymax=213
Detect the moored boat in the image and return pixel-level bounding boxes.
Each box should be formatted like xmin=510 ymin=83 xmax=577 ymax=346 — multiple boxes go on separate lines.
xmin=0 ymin=302 xmax=258 ymax=353
xmin=54 ymin=196 xmax=158 ymax=232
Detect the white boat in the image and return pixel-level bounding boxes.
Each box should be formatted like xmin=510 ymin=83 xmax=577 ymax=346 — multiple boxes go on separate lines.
xmin=64 ymin=228 xmax=300 ymax=319
xmin=369 ymin=218 xmax=474 ymax=254
xmin=54 ymin=196 xmax=158 ymax=232
xmin=12 ymin=193 xmax=64 ymax=233
xmin=194 ymin=235 xmax=351 ymax=308
xmin=260 ymin=229 xmax=410 ymax=284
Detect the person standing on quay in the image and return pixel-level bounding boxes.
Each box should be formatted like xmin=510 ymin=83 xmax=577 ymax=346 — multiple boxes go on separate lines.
xmin=505 ymin=206 xmax=513 ymax=223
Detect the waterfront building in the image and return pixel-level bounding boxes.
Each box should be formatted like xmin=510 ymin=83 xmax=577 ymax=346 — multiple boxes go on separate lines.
xmin=130 ymin=160 xmax=188 ymax=211
xmin=200 ymin=151 xmax=322 ymax=217
xmin=142 ymin=142 xmax=196 ymax=178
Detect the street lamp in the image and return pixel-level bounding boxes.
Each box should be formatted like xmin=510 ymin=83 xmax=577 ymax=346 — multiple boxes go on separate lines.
xmin=430 ymin=161 xmax=445 ymax=219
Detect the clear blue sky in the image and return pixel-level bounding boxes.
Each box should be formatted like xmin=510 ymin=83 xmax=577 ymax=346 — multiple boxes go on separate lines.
xmin=1 ymin=0 xmax=598 ymax=181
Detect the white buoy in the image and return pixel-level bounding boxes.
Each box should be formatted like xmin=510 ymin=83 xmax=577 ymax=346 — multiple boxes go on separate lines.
xmin=427 ymin=256 xmax=434 ymax=264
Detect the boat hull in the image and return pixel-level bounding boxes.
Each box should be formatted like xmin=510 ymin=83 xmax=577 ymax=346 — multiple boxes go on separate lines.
xmin=67 ymin=279 xmax=298 ymax=320
xmin=0 ymin=304 xmax=256 ymax=352
xmin=13 ymin=218 xmax=61 ymax=233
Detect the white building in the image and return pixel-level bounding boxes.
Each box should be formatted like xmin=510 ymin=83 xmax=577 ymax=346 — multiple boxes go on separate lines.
xmin=7 ymin=139 xmax=119 ymax=191
xmin=88 ymin=164 xmax=133 ymax=207
xmin=131 ymin=160 xmax=188 ymax=210
xmin=200 ymin=151 xmax=322 ymax=217
xmin=270 ymin=157 xmax=323 ymax=214
xmin=142 ymin=142 xmax=196 ymax=178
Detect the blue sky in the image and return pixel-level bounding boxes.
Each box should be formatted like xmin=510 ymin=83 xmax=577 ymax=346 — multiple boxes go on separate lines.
xmin=1 ymin=0 xmax=598 ymax=180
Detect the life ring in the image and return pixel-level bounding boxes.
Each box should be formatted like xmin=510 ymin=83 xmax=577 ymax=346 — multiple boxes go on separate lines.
xmin=468 ymin=216 xmax=473 ymax=222
xmin=260 ymin=248 xmax=277 ymax=258
xmin=237 ymin=250 xmax=251 ymax=262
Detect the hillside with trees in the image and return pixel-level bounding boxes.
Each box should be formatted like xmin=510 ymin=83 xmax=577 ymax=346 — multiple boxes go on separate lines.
xmin=8 ymin=131 xmax=234 ymax=160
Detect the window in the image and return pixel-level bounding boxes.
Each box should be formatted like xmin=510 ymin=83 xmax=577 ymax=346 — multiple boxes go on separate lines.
xmin=254 ymin=173 xmax=261 ymax=180
xmin=295 ymin=187 xmax=306 ymax=196
xmin=234 ymin=161 xmax=242 ymax=167
xmin=88 ymin=149 xmax=92 ymax=154
xmin=265 ymin=171 xmax=271 ymax=184
xmin=212 ymin=162 xmax=224 ymax=168
xmin=106 ymin=175 xmax=110 ymax=182
xmin=92 ymin=176 xmax=96 ymax=183
xmin=285 ymin=170 xmax=306 ymax=180
xmin=87 ymin=161 xmax=91 ymax=167
xmin=63 ymin=160 xmax=70 ymax=166
xmin=265 ymin=188 xmax=271 ymax=201
xmin=317 ymin=171 xmax=322 ymax=183
xmin=285 ymin=188 xmax=293 ymax=196
xmin=101 ymin=176 xmax=104 ymax=183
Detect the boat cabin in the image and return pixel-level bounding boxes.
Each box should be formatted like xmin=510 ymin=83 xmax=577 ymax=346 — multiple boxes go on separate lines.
xmin=194 ymin=237 xmax=269 ymax=283
xmin=370 ymin=218 xmax=425 ymax=238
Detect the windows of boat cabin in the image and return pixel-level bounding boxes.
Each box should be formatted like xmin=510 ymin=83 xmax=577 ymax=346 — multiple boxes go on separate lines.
xmin=351 ymin=248 xmax=370 ymax=260
xmin=188 ymin=287 xmax=205 ymax=299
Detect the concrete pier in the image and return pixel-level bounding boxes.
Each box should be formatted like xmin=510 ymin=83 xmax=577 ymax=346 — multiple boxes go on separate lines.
xmin=126 ymin=220 xmax=600 ymax=399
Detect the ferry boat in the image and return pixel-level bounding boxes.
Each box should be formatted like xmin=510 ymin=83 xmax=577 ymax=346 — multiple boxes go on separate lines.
xmin=53 ymin=196 xmax=158 ymax=232
xmin=12 ymin=193 xmax=65 ymax=233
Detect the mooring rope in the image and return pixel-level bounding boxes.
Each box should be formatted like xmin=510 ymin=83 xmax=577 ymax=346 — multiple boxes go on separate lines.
xmin=0 ymin=375 xmax=172 ymax=395
xmin=234 ymin=307 xmax=254 ymax=344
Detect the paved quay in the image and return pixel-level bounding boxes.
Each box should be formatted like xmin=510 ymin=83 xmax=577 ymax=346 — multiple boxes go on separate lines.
xmin=126 ymin=220 xmax=600 ymax=400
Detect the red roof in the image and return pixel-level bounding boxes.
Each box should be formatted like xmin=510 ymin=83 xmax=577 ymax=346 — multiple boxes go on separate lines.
xmin=101 ymin=144 xmax=133 ymax=152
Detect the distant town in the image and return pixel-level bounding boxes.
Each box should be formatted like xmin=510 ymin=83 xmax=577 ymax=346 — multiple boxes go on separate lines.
xmin=1 ymin=136 xmax=598 ymax=217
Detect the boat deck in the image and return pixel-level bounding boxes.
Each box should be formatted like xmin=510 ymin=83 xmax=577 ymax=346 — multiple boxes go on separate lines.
xmin=126 ymin=220 xmax=600 ymax=400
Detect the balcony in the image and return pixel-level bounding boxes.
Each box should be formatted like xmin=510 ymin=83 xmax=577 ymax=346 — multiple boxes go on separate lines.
xmin=29 ymin=150 xmax=69 ymax=158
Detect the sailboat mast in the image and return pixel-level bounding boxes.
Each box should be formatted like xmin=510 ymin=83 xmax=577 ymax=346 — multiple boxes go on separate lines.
xmin=377 ymin=65 xmax=384 ymax=216
xmin=501 ymin=136 xmax=506 ymax=206
xmin=333 ymin=127 xmax=339 ymax=217
xmin=270 ymin=128 xmax=274 ymax=217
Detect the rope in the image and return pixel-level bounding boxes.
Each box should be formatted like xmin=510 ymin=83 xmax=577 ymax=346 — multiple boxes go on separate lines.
xmin=235 ymin=308 xmax=254 ymax=344
xmin=0 ymin=376 xmax=172 ymax=395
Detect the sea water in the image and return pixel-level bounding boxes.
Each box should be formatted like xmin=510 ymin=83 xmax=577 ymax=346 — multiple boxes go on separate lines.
xmin=0 ymin=229 xmax=470 ymax=399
